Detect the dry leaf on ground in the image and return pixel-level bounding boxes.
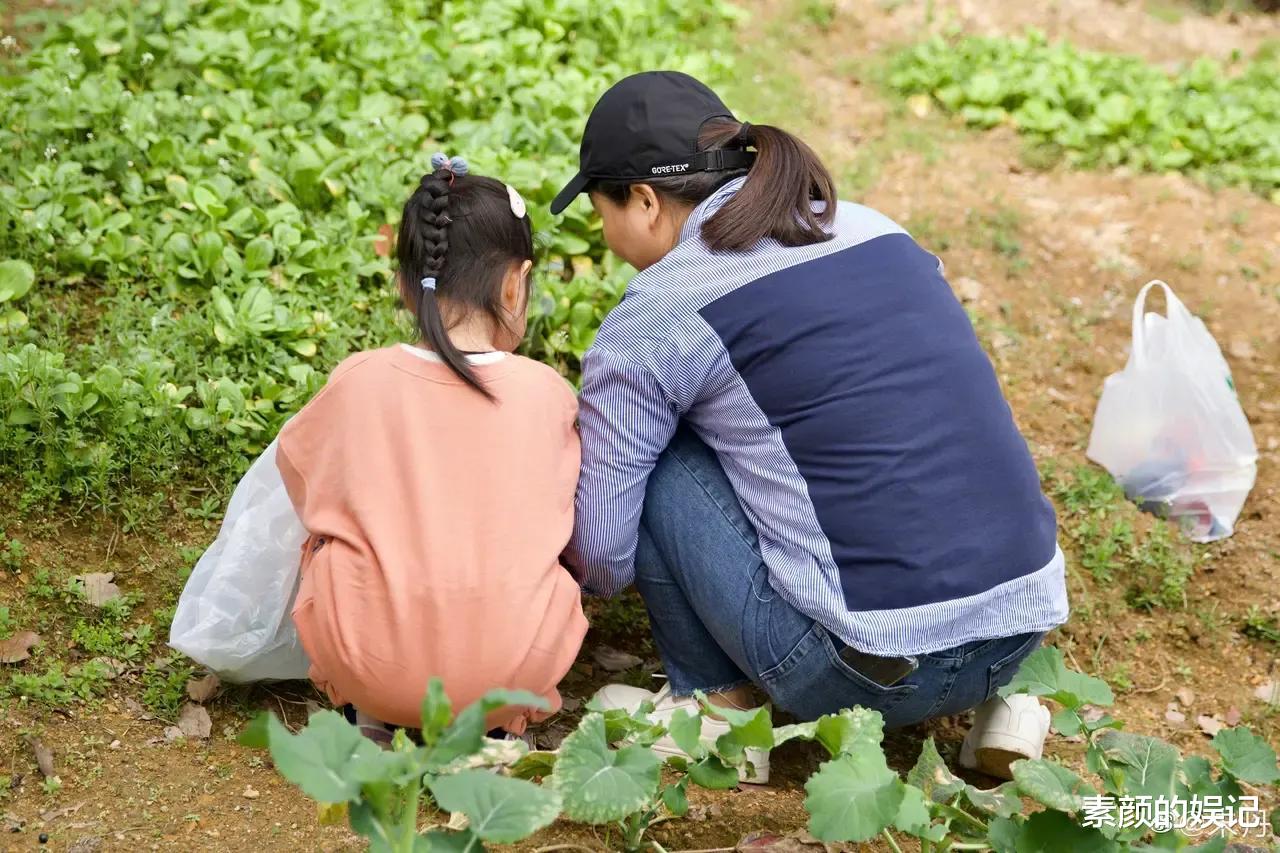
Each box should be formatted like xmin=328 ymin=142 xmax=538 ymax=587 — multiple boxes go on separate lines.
xmin=1174 ymin=687 xmax=1195 ymax=707
xmin=1255 ymin=681 xmax=1280 ymax=704
xmin=1196 ymin=714 xmax=1225 ymax=736
xmin=26 ymin=737 xmax=54 ymax=778
xmin=0 ymin=630 xmax=41 ymax=663
xmin=737 ymin=830 xmax=833 ymax=853
xmin=185 ymin=673 xmax=220 ymax=703
xmin=76 ymin=572 xmax=122 ymax=607
xmin=591 ymin=645 xmax=643 ymax=672
xmin=177 ymin=703 xmax=212 ymax=739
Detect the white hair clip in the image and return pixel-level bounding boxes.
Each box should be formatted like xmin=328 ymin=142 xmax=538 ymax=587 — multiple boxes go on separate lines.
xmin=421 ymin=277 xmax=437 ymax=291
xmin=507 ymin=184 xmax=526 ymax=219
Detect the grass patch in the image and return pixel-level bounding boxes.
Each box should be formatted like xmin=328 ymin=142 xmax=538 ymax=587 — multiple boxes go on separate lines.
xmin=887 ymin=31 xmax=1280 ymax=200
xmin=1044 ymin=463 xmax=1198 ymax=610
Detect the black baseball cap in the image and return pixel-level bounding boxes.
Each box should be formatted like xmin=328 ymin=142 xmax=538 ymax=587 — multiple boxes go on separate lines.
xmin=550 ymin=71 xmax=756 ymax=215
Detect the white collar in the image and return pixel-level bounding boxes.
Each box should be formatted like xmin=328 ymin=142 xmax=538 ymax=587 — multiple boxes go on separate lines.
xmin=399 ymin=343 xmax=507 ymax=365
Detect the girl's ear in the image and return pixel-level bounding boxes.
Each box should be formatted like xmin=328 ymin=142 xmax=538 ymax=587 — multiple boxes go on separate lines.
xmin=501 ymin=259 xmax=533 ymax=314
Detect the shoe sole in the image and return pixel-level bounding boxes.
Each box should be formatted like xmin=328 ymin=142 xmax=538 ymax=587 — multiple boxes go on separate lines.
xmin=971 ymin=745 xmax=1028 ymax=780
xmin=648 ymin=742 xmax=771 ymax=786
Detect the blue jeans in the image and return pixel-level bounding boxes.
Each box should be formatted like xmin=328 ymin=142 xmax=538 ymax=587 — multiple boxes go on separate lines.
xmin=635 ymin=425 xmax=1043 ymax=728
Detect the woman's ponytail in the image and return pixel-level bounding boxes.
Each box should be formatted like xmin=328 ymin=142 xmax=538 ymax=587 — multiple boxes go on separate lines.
xmin=590 ymin=118 xmax=837 ymax=254
xmin=698 ymin=120 xmax=837 ymax=252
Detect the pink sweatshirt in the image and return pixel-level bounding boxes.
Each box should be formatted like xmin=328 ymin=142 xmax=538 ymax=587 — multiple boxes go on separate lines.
xmin=276 ymin=345 xmax=587 ymax=730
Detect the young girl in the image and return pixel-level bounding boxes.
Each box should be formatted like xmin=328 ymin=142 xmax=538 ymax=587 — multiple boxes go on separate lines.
xmin=234 ymin=155 xmax=583 ymax=735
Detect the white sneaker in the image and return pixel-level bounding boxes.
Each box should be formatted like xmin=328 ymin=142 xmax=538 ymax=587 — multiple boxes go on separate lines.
xmin=959 ymin=694 xmax=1051 ymax=780
xmin=592 ymin=681 xmax=771 ymax=785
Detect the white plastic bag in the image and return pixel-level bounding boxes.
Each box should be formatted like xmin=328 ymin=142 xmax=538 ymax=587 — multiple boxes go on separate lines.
xmin=169 ymin=439 xmax=311 ymax=681
xmin=1087 ymin=281 xmax=1257 ymax=542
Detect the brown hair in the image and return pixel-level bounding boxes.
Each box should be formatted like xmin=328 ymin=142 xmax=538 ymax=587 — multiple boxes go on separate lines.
xmin=590 ymin=118 xmax=837 ymax=252
xmin=397 ymin=168 xmax=534 ymax=400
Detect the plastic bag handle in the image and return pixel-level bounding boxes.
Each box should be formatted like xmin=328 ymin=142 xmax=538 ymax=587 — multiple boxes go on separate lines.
xmin=1131 ymin=280 xmax=1185 ymax=367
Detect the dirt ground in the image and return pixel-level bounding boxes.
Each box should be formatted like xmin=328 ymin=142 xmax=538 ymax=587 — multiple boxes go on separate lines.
xmin=3 ymin=1 xmax=1280 ymax=850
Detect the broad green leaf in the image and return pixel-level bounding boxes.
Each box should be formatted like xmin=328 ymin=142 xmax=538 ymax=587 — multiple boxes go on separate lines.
xmin=960 ymin=782 xmax=1023 ymax=819
xmin=420 ymin=677 xmax=454 ymax=746
xmin=238 ymin=712 xmax=271 ymax=748
xmin=1178 ymin=755 xmax=1241 ymax=800
xmin=906 ymin=737 xmax=964 ymax=802
xmin=772 ymin=721 xmax=819 ymax=747
xmin=699 ymin=695 xmax=773 ymax=750
xmin=986 ymin=816 xmax=1020 ymax=853
xmin=263 ymin=710 xmax=379 ymax=803
xmin=1011 ymin=758 xmax=1096 ymax=812
xmin=1051 ymin=708 xmax=1083 ymax=737
xmin=428 ymin=770 xmax=561 ymax=843
xmin=661 ymin=781 xmax=689 ymax=817
xmin=999 ymin=646 xmax=1114 ymax=709
xmin=804 ymin=752 xmax=904 ymax=843
xmin=550 ymin=713 xmax=661 ymax=824
xmin=0 ymin=309 xmax=28 ymax=333
xmin=667 ymin=709 xmax=706 ymax=760
xmin=688 ymin=755 xmax=740 ymax=790
xmin=0 ymin=260 xmax=34 ymax=302
xmin=428 ymin=687 xmax=548 ymax=770
xmin=815 ymin=707 xmax=883 ymax=757
xmin=892 ymin=783 xmax=932 ymax=836
xmin=244 ymin=236 xmax=275 ymax=271
xmin=508 ymin=751 xmax=557 ymax=781
xmin=1015 ymin=809 xmax=1119 ymax=852
xmin=1096 ymin=730 xmax=1179 ymax=800
xmin=1211 ymin=727 xmax=1280 ymax=784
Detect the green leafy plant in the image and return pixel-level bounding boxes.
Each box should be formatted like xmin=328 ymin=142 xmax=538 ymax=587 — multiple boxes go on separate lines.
xmin=0 ymin=0 xmax=735 ymax=513
xmin=888 ymin=31 xmax=1280 ymax=201
xmin=252 ymin=654 xmax=1280 ymax=851
xmin=242 ymin=679 xmax=561 ymax=851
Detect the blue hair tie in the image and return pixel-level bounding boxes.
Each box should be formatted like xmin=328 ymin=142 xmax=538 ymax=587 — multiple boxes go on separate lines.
xmin=421 ymin=276 xmax=437 ymax=291
xmin=430 ymin=152 xmax=469 ymax=177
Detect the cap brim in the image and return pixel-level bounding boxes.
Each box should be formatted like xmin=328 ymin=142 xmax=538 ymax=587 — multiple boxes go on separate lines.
xmin=549 ymin=171 xmax=590 ymax=215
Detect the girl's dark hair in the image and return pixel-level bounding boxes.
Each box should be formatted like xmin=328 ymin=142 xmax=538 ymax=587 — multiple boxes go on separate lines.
xmin=590 ymin=118 xmax=837 ymax=252
xmin=397 ymin=167 xmax=534 ymax=400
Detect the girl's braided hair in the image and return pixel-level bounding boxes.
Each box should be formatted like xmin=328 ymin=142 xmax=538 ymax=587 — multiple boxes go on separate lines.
xmin=397 ymin=157 xmax=534 ymax=400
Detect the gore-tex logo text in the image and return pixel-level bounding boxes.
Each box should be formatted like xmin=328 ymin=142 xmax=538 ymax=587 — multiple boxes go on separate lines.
xmin=651 ymin=163 xmax=690 ymax=174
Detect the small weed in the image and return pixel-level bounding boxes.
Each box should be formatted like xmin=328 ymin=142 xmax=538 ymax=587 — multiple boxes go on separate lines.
xmin=27 ymin=569 xmax=57 ymax=601
xmin=1045 ymin=465 xmax=1197 ymax=611
xmin=801 ymin=0 xmax=836 ymax=27
xmin=41 ymin=777 xmax=62 ymax=796
xmin=184 ymin=495 xmax=224 ymax=522
xmin=1107 ymin=664 xmax=1134 ymax=692
xmin=0 ymin=605 xmax=15 ymax=640
xmin=3 ymin=659 xmax=114 ymax=705
xmin=141 ymin=653 xmax=195 ymax=718
xmin=1242 ymin=607 xmax=1280 ymax=645
xmin=0 ymin=533 xmax=26 ymax=572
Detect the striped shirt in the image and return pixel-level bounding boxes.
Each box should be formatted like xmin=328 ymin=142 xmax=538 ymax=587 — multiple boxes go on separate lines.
xmin=566 ymin=178 xmax=1068 ymax=656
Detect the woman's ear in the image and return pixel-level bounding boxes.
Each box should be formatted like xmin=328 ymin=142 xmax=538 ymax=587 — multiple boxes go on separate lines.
xmin=631 ymin=184 xmax=662 ymax=229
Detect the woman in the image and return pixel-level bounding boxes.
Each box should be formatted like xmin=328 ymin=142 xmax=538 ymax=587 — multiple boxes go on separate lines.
xmin=555 ymin=71 xmax=1068 ymax=783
